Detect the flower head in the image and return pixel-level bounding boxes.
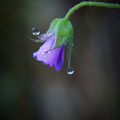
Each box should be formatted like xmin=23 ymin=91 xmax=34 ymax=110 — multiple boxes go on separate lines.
xmin=33 ymin=18 xmax=73 ymax=71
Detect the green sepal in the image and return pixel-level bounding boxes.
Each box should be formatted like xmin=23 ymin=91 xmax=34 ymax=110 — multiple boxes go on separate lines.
xmin=55 ymin=18 xmax=73 ymax=48
xmin=46 ymin=18 xmax=73 ymax=48
xmin=47 ymin=18 xmax=61 ymax=33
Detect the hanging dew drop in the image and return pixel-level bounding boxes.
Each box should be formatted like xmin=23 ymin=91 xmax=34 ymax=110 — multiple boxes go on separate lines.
xmin=32 ymin=27 xmax=40 ymax=36
xmin=67 ymin=67 xmax=74 ymax=75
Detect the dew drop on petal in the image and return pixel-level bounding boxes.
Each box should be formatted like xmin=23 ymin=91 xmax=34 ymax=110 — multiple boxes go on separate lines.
xmin=32 ymin=27 xmax=40 ymax=36
xmin=67 ymin=67 xmax=74 ymax=75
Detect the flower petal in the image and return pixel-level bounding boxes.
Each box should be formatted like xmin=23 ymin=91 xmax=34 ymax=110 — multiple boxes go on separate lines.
xmin=38 ymin=33 xmax=54 ymax=42
xmin=33 ymin=33 xmax=65 ymax=71
xmin=55 ymin=46 xmax=65 ymax=71
xmin=47 ymin=47 xmax=62 ymax=67
xmin=33 ymin=34 xmax=55 ymax=64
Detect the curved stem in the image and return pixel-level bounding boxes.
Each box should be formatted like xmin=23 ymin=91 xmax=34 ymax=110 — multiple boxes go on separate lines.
xmin=65 ymin=1 xmax=120 ymax=19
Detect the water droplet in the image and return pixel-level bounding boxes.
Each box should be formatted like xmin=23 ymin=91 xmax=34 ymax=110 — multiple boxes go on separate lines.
xmin=67 ymin=67 xmax=74 ymax=75
xmin=32 ymin=27 xmax=40 ymax=36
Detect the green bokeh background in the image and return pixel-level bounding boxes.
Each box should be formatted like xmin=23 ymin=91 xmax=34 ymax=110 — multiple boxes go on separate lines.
xmin=0 ymin=0 xmax=120 ymax=120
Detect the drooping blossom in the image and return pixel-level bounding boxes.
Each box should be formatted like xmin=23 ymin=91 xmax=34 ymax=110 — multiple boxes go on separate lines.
xmin=33 ymin=18 xmax=73 ymax=71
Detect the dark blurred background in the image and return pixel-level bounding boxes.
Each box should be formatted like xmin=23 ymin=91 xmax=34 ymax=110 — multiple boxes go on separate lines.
xmin=0 ymin=0 xmax=120 ymax=120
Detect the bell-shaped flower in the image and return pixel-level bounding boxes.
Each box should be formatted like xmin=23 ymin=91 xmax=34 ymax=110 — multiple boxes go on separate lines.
xmin=33 ymin=18 xmax=73 ymax=71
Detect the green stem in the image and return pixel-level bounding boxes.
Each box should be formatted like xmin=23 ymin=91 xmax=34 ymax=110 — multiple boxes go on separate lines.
xmin=65 ymin=1 xmax=120 ymax=19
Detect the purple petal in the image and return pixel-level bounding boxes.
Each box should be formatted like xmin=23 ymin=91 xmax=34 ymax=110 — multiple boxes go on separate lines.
xmin=55 ymin=46 xmax=65 ymax=71
xmin=38 ymin=33 xmax=54 ymax=42
xmin=47 ymin=47 xmax=62 ymax=67
xmin=33 ymin=33 xmax=65 ymax=71
xmin=33 ymin=34 xmax=55 ymax=64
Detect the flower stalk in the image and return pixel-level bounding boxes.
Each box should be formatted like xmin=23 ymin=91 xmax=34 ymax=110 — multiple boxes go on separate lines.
xmin=65 ymin=1 xmax=120 ymax=19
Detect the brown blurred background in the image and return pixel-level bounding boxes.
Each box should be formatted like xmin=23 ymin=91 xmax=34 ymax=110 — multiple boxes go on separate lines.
xmin=0 ymin=0 xmax=120 ymax=120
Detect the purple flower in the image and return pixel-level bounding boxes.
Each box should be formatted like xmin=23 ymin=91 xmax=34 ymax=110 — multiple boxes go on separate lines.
xmin=33 ymin=33 xmax=65 ymax=71
xmin=32 ymin=18 xmax=74 ymax=72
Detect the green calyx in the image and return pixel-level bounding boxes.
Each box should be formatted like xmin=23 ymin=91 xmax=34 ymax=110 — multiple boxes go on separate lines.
xmin=47 ymin=18 xmax=60 ymax=33
xmin=47 ymin=18 xmax=73 ymax=48
xmin=55 ymin=18 xmax=73 ymax=48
